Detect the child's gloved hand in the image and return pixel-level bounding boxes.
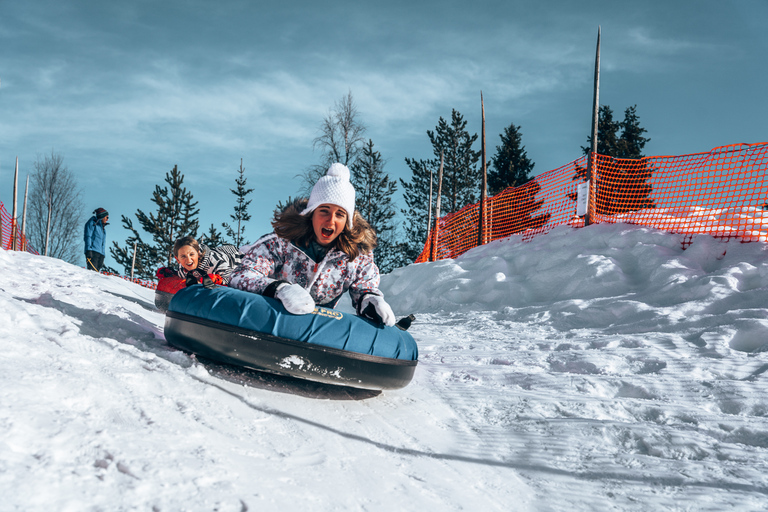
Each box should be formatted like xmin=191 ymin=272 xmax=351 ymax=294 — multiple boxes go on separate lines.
xmin=276 ymin=283 xmax=316 ymax=315
xmin=359 ymin=294 xmax=396 ymax=327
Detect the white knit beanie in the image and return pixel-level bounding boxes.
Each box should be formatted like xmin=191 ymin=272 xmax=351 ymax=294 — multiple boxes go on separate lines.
xmin=301 ymin=163 xmax=356 ymax=228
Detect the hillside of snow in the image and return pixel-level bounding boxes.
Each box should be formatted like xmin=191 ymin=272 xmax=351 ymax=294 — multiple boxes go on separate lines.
xmin=2 ymin=222 xmax=768 ymax=511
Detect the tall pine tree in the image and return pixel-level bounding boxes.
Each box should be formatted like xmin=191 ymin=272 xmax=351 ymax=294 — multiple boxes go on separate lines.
xmin=222 ymin=158 xmax=254 ymax=248
xmin=485 ymin=122 xmax=548 ymax=237
xmin=110 ymin=165 xmax=200 ymax=279
xmin=400 ymin=158 xmax=433 ymax=262
xmin=581 ymin=105 xmax=621 ymax=156
xmin=350 ymin=139 xmax=404 ymax=273
xmin=573 ymin=104 xmax=654 ymax=215
xmin=488 ymin=122 xmax=535 ymax=195
xmin=427 ymin=109 xmax=481 ymax=213
xmin=200 ymin=224 xmax=225 ymax=247
xmin=581 ymin=105 xmax=649 ymax=158
xmin=492 ymin=180 xmax=550 ymax=238
xmin=615 ymin=105 xmax=650 ymax=158
xmin=401 ymin=110 xmax=481 ymax=261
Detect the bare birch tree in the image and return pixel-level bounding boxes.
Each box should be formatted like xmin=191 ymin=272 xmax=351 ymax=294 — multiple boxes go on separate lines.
xmin=300 ymin=90 xmax=367 ymax=194
xmin=27 ymin=151 xmax=84 ymax=263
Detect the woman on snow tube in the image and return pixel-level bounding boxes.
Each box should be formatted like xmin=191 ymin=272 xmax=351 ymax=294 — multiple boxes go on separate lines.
xmin=229 ymin=162 xmax=396 ymax=327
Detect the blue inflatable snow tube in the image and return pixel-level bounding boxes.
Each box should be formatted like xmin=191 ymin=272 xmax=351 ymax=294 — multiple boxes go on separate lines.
xmin=164 ymin=285 xmax=418 ymax=390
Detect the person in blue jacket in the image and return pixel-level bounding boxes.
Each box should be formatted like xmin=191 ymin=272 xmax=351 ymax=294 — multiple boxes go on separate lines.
xmin=84 ymin=207 xmax=109 ymax=271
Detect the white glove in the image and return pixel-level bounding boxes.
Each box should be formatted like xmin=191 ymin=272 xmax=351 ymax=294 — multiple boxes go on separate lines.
xmin=359 ymin=294 xmax=396 ymax=327
xmin=276 ymin=283 xmax=316 ymax=315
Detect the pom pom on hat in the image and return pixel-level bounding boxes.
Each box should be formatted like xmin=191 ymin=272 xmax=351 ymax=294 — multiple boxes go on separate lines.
xmin=326 ymin=162 xmax=350 ymax=180
xmin=301 ymin=163 xmax=356 ymax=228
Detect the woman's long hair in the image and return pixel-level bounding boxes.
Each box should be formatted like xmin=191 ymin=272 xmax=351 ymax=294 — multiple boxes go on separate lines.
xmin=272 ymin=198 xmax=376 ymax=260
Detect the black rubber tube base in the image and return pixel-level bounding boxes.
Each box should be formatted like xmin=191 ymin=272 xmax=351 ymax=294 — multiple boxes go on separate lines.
xmin=165 ymin=311 xmax=417 ymax=391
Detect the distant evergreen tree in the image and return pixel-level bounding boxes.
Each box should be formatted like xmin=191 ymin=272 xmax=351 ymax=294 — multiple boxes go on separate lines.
xmin=428 ymin=109 xmax=481 ymax=213
xmin=200 ymin=224 xmax=225 ymax=247
xmin=222 ymin=158 xmax=254 ymax=247
xmin=400 ymin=110 xmax=481 ymax=261
xmin=350 ymin=139 xmax=404 ymax=273
xmin=488 ymin=122 xmax=535 ymax=195
xmin=615 ymin=105 xmax=650 ymax=158
xmin=582 ymin=105 xmax=621 ymax=156
xmin=487 ymin=122 xmax=548 ymax=236
xmin=110 ymin=165 xmax=200 ymax=279
xmin=491 ymin=180 xmax=550 ymax=238
xmin=400 ymin=158 xmax=432 ymax=262
xmin=573 ymin=104 xmax=654 ymax=215
xmin=582 ymin=105 xmax=650 ymax=159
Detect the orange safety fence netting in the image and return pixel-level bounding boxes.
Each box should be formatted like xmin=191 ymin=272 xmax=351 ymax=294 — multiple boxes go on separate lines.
xmin=100 ymin=271 xmax=158 ymax=290
xmin=0 ymin=200 xmax=38 ymax=253
xmin=417 ymin=142 xmax=768 ymax=263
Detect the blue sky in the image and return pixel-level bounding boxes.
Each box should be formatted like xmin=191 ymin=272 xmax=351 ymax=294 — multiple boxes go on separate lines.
xmin=1 ymin=0 xmax=766 ymax=270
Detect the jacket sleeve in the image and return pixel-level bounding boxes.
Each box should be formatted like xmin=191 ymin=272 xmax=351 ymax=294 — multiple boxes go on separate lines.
xmin=83 ymin=219 xmax=96 ymax=252
xmin=229 ymin=235 xmax=283 ymax=294
xmin=83 ymin=219 xmax=91 ymax=245
xmin=96 ymin=224 xmax=106 ymax=254
xmin=202 ymin=245 xmax=243 ymax=285
xmin=348 ymin=251 xmax=383 ymax=311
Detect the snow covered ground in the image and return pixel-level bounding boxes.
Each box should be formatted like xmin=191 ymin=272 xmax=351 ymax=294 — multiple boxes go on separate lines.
xmin=2 ymin=222 xmax=768 ymax=511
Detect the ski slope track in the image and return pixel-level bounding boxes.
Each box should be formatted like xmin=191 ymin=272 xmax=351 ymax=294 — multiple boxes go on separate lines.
xmin=1 ymin=222 xmax=767 ymax=511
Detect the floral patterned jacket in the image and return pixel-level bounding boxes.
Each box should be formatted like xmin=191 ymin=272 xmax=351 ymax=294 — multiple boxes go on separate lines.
xmin=229 ymin=233 xmax=382 ymax=311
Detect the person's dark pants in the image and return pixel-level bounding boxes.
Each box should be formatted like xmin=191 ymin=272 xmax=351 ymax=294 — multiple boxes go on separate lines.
xmin=85 ymin=251 xmax=105 ymax=272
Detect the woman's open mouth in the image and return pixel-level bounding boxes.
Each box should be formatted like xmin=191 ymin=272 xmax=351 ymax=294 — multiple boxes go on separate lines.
xmin=321 ymin=227 xmax=334 ymax=238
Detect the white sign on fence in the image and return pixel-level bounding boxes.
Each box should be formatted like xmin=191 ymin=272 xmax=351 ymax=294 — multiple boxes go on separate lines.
xmin=576 ymin=181 xmax=590 ymax=217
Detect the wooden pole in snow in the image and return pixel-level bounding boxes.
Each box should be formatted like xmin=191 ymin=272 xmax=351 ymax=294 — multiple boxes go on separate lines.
xmin=21 ymin=175 xmax=29 ymax=251
xmin=11 ymin=157 xmax=19 ymax=250
xmin=45 ymin=194 xmax=52 ymax=257
xmin=478 ymin=92 xmax=488 ymax=246
xmin=427 ymin=162 xmax=433 ymax=248
xmin=585 ymin=26 xmax=601 ymax=226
